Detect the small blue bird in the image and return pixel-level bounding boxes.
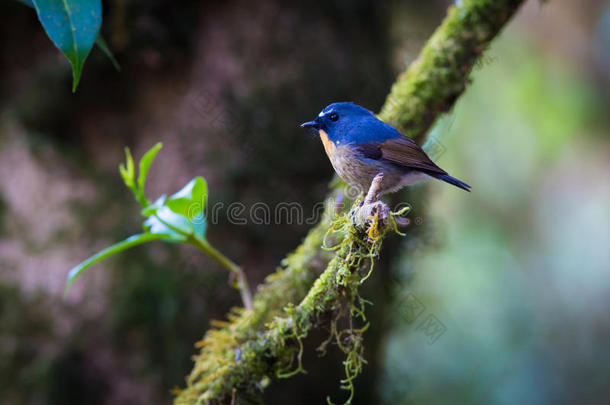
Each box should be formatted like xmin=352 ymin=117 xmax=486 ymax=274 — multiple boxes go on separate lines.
xmin=301 ymin=102 xmax=471 ymax=196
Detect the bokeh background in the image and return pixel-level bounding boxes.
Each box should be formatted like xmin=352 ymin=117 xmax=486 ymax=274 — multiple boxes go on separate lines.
xmin=1 ymin=0 xmax=609 ymax=404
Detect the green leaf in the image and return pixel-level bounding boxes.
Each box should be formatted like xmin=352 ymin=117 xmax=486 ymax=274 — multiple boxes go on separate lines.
xmin=155 ymin=206 xmax=193 ymax=236
xmin=13 ymin=1 xmax=120 ymax=75
xmin=65 ymin=232 xmax=170 ymax=294
xmin=166 ymin=177 xmax=208 ymax=217
xmin=95 ymin=35 xmax=121 ymax=71
xmin=164 ymin=198 xmax=191 ymax=217
xmin=193 ymin=213 xmax=207 ymax=240
xmin=143 ymin=214 xmax=188 ymax=241
xmin=137 ymin=142 xmax=163 ymax=200
xmin=119 ymin=147 xmax=136 ymax=191
xmin=166 ymin=176 xmax=208 ymax=239
xmin=32 ymin=0 xmax=102 ymax=92
xmin=118 ymin=163 xmax=129 ymax=186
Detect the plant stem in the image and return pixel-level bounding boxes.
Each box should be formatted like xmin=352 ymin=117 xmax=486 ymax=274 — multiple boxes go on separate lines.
xmin=191 ymin=236 xmax=253 ymax=310
xmin=135 ymin=193 xmax=149 ymax=208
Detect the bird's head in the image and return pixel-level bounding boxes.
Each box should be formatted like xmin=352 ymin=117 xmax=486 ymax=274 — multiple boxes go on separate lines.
xmin=300 ymin=102 xmax=376 ymax=144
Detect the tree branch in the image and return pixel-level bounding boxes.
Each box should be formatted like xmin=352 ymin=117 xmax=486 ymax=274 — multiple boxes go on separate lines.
xmin=378 ymin=0 xmax=524 ymax=140
xmin=175 ymin=0 xmax=526 ymax=403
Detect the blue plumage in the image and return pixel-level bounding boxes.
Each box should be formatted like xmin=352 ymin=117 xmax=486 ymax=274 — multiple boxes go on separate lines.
xmin=301 ymin=102 xmax=471 ymax=195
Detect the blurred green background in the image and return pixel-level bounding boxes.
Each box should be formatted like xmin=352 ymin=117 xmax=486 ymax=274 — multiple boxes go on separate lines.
xmin=0 ymin=0 xmax=609 ymax=404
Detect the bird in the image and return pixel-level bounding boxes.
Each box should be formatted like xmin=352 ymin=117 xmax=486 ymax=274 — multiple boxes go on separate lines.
xmin=300 ymin=102 xmax=471 ymax=197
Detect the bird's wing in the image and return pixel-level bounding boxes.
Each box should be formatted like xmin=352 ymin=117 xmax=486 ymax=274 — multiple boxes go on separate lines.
xmin=356 ymin=136 xmax=447 ymax=175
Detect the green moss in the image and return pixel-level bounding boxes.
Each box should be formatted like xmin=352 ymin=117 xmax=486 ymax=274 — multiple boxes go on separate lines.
xmin=378 ymin=0 xmax=525 ymax=140
xmin=177 ymin=202 xmax=399 ymax=404
xmin=175 ymin=205 xmax=337 ymax=404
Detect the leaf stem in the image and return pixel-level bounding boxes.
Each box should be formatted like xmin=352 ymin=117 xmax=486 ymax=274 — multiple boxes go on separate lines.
xmin=191 ymin=236 xmax=253 ymax=310
xmin=135 ymin=192 xmax=149 ymax=208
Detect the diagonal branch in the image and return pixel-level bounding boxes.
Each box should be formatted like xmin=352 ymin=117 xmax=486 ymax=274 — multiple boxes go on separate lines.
xmin=378 ymin=0 xmax=525 ymax=140
xmin=176 ymin=0 xmax=526 ymax=403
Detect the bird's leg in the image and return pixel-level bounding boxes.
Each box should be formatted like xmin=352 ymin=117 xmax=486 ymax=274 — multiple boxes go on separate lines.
xmin=352 ymin=173 xmax=389 ymax=227
xmin=364 ymin=173 xmax=384 ymax=204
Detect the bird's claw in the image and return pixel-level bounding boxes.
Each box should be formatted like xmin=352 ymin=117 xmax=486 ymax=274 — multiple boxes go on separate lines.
xmin=351 ymin=173 xmax=388 ymax=227
xmin=352 ymin=200 xmax=389 ymax=227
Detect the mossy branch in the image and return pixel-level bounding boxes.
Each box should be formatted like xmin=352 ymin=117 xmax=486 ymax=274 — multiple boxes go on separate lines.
xmin=175 ymin=201 xmax=339 ymax=403
xmin=176 ymin=0 xmax=525 ymax=403
xmin=378 ymin=0 xmax=524 ymax=140
xmin=176 ymin=204 xmax=392 ymax=404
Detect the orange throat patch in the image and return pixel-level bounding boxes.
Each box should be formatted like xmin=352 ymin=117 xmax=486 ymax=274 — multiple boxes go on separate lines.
xmin=319 ymin=129 xmax=336 ymax=158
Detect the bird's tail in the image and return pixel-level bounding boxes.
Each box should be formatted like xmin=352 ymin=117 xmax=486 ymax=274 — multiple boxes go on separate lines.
xmin=430 ymin=173 xmax=471 ymax=192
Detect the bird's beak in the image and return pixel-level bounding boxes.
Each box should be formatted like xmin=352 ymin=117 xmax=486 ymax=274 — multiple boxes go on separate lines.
xmin=300 ymin=120 xmax=320 ymax=133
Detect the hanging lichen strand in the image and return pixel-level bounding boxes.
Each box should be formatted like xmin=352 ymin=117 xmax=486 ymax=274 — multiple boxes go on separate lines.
xmin=175 ymin=0 xmax=526 ymax=403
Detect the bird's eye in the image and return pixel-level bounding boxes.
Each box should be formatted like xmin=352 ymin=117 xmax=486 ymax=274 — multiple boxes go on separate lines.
xmin=329 ymin=112 xmax=339 ymax=122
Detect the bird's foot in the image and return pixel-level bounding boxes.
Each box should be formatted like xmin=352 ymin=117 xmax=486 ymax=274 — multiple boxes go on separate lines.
xmin=352 ymin=200 xmax=389 ymax=226
xmin=351 ymin=174 xmax=389 ymax=234
xmin=350 ymin=173 xmax=410 ymax=238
